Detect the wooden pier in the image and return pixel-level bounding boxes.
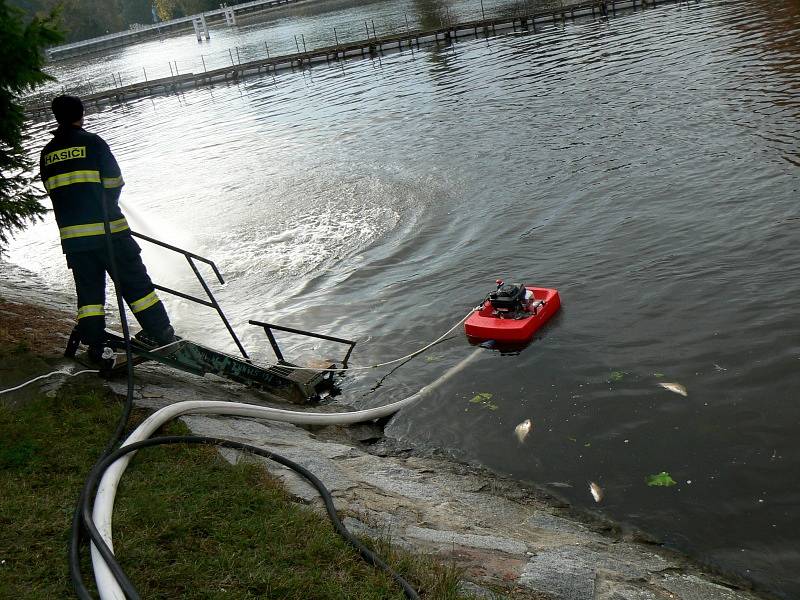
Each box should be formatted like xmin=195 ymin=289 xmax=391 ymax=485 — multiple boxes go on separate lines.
xmin=26 ymin=0 xmax=690 ymax=120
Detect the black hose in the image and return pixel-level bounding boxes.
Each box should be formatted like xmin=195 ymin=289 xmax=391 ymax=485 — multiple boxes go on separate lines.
xmin=69 ymin=188 xmax=137 ymax=599
xmin=80 ymin=435 xmax=422 ymax=600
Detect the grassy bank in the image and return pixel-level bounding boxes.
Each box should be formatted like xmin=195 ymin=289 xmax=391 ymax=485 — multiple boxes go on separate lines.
xmin=0 ymin=342 xmax=472 ymax=599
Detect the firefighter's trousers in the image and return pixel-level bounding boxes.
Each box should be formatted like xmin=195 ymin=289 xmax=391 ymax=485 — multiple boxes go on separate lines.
xmin=66 ymin=236 xmax=171 ymax=349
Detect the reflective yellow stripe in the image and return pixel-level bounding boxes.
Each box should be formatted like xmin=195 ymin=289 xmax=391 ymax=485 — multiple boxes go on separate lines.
xmin=44 ymin=170 xmax=100 ymax=192
xmin=59 ymin=217 xmax=129 ymax=240
xmin=129 ymin=291 xmax=160 ymax=314
xmin=102 ymin=176 xmax=124 ymax=189
xmin=77 ymin=304 xmax=104 ymax=320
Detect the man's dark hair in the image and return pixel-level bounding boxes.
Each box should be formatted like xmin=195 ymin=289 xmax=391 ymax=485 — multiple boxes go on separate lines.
xmin=51 ymin=94 xmax=84 ymax=125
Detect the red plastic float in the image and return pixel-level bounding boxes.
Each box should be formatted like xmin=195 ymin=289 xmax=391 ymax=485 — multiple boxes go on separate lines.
xmin=464 ymin=285 xmax=561 ymax=343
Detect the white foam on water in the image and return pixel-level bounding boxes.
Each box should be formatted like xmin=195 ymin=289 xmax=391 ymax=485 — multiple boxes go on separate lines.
xmin=209 ymin=166 xmax=407 ymax=294
xmin=120 ymin=200 xmax=201 ymax=288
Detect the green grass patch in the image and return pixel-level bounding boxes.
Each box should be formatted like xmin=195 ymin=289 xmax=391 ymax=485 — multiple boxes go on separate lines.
xmin=0 ymin=354 xmax=471 ymax=599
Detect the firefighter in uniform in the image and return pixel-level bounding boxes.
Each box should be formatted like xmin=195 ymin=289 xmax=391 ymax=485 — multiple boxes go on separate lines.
xmin=40 ymin=95 xmax=175 ymax=361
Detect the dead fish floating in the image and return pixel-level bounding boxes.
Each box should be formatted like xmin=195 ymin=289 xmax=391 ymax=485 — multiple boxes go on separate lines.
xmin=658 ymin=382 xmax=688 ymax=397
xmin=514 ymin=418 xmax=533 ymax=443
xmin=589 ymin=481 xmax=604 ymax=503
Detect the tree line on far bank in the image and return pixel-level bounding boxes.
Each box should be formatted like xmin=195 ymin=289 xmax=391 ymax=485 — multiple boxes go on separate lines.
xmin=9 ymin=0 xmax=245 ymax=44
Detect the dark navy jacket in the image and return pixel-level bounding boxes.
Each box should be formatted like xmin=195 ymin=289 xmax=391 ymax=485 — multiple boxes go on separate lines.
xmin=40 ymin=125 xmax=128 ymax=253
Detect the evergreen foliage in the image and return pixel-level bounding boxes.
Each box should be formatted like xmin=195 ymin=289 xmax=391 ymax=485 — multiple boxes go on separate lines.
xmin=0 ymin=0 xmax=61 ymax=247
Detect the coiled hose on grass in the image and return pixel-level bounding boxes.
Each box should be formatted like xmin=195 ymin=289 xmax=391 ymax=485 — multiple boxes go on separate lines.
xmin=88 ymin=348 xmax=482 ymax=599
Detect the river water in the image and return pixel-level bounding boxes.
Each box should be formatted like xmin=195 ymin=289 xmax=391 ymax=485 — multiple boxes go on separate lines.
xmin=12 ymin=0 xmax=800 ymax=596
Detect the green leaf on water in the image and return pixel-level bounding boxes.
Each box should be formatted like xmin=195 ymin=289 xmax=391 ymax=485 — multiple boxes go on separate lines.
xmin=654 ymin=372 xmax=665 ymax=378
xmin=469 ymin=392 xmax=498 ymax=411
xmin=610 ymin=371 xmax=624 ymax=382
xmin=646 ymin=471 xmax=677 ymax=487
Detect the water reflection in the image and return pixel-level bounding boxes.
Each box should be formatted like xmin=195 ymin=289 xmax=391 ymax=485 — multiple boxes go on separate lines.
xmin=411 ymin=0 xmax=451 ymax=30
xmin=724 ymin=0 xmax=800 ymax=165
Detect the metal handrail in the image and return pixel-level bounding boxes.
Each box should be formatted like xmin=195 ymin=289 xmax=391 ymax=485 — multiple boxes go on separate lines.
xmin=131 ymin=231 xmax=249 ymax=359
xmin=249 ymin=320 xmax=356 ymax=367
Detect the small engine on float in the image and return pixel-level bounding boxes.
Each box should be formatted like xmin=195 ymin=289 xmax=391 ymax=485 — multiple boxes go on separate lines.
xmin=464 ymin=279 xmax=560 ymax=343
xmin=488 ymin=279 xmax=541 ymax=318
